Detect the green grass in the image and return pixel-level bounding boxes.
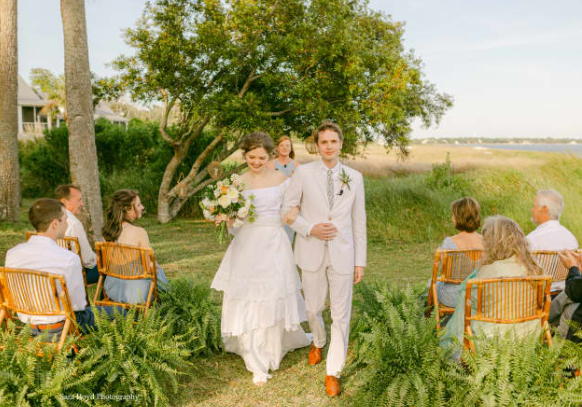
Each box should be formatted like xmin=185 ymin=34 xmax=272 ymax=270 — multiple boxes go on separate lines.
xmin=2 ymin=151 xmax=582 ymax=405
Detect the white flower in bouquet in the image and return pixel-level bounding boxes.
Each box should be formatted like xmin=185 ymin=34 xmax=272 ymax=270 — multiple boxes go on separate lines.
xmin=244 ymin=198 xmax=252 ymax=209
xmin=233 ymin=218 xmax=244 ymax=228
xmin=227 ymin=186 xmax=239 ymax=200
xmin=218 ymin=195 xmax=231 ymax=208
xmin=203 ymin=210 xmax=215 ymax=221
xmin=230 ymin=174 xmax=239 ymax=183
xmin=201 ymin=197 xmax=211 ymax=208
xmin=213 ymin=188 xmax=221 ymax=198
xmin=237 ymin=206 xmax=249 ymax=218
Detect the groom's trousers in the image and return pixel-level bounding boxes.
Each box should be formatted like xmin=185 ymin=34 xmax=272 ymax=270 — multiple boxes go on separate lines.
xmin=302 ymin=248 xmax=353 ymax=378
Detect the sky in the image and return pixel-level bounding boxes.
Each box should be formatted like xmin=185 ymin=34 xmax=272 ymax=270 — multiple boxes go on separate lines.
xmin=17 ymin=0 xmax=582 ymax=139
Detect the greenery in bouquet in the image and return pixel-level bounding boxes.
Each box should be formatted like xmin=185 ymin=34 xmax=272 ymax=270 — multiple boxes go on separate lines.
xmin=200 ymin=174 xmax=256 ymax=244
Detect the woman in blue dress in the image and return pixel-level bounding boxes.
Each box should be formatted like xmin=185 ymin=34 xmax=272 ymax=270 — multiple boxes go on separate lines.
xmin=267 ymin=136 xmax=301 ymax=242
xmin=102 ymin=189 xmax=168 ymax=304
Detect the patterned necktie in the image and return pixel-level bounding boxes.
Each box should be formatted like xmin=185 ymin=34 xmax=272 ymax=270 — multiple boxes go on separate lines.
xmin=327 ymin=169 xmax=334 ymax=210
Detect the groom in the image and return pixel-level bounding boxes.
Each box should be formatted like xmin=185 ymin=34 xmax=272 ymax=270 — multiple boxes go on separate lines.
xmin=284 ymin=122 xmax=366 ymax=396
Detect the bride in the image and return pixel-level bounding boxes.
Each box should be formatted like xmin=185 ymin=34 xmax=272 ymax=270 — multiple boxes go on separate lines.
xmin=211 ymin=131 xmax=311 ymax=385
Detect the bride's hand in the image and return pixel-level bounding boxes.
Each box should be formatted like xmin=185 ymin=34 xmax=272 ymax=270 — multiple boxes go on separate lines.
xmin=282 ymin=206 xmax=300 ymax=226
xmin=215 ymin=214 xmax=235 ymax=227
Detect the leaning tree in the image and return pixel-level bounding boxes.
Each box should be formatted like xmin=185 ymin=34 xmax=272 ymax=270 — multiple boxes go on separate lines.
xmin=114 ymin=0 xmax=453 ymax=223
xmin=0 ymin=0 xmax=20 ymax=222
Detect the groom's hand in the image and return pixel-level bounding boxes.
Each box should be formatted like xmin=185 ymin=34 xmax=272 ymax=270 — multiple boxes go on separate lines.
xmin=310 ymin=223 xmax=337 ymax=241
xmin=353 ymin=267 xmax=365 ymax=284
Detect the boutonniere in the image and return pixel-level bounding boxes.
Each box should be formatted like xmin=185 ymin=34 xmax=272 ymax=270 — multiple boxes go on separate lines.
xmin=338 ymin=168 xmax=352 ymax=196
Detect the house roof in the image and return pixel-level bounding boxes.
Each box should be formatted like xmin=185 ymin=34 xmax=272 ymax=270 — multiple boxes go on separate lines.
xmin=18 ymin=75 xmax=46 ymax=107
xmin=94 ymin=101 xmax=129 ymax=123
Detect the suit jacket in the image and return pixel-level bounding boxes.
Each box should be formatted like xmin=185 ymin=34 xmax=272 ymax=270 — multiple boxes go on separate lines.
xmin=283 ymin=160 xmax=366 ymax=275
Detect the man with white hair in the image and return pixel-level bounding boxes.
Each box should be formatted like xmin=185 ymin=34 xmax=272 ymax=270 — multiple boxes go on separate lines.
xmin=527 ymin=189 xmax=578 ymax=292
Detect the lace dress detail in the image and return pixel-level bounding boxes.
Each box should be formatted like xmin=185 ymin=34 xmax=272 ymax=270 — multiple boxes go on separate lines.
xmin=211 ymin=179 xmax=310 ymax=383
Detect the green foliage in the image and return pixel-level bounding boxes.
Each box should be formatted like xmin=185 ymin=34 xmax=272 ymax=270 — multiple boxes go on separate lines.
xmin=350 ymin=282 xmax=582 ymax=407
xmin=0 ymin=322 xmax=96 ymax=407
xmin=78 ymin=307 xmax=191 ymax=406
xmin=157 ymin=277 xmax=223 ymax=356
xmin=18 ymin=119 xmax=213 ymax=216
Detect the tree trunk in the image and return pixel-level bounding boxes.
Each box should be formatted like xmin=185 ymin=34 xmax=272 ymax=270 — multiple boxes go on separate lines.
xmin=61 ymin=0 xmax=103 ymax=240
xmin=0 ymin=0 xmax=20 ymax=222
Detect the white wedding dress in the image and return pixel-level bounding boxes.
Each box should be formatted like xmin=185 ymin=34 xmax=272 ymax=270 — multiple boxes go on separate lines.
xmin=211 ymin=180 xmax=311 ymax=384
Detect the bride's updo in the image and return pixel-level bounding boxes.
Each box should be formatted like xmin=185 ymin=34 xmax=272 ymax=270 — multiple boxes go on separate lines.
xmin=240 ymin=132 xmax=275 ymax=156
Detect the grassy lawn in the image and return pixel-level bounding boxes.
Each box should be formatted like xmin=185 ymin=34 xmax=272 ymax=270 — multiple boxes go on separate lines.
xmin=0 ymin=211 xmax=435 ymax=407
xmin=3 ymin=147 xmax=581 ymax=405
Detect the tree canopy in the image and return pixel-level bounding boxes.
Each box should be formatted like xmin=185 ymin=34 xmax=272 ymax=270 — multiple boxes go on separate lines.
xmin=113 ymin=0 xmax=453 ymax=221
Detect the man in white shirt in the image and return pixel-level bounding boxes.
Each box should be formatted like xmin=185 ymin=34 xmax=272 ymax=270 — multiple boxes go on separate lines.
xmin=5 ymin=199 xmax=117 ymax=338
xmin=55 ymin=184 xmax=99 ymax=284
xmin=527 ymin=189 xmax=578 ymax=293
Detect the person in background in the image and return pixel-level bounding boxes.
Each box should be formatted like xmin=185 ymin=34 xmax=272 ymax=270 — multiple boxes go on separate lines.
xmin=441 ymin=216 xmax=544 ymax=356
xmin=102 ymin=189 xmax=168 ymax=304
xmin=268 ymin=136 xmax=301 ymax=242
xmin=5 ymin=199 xmax=118 ymax=339
xmin=550 ymin=251 xmax=582 ymax=341
xmin=527 ymin=189 xmax=578 ymax=293
xmin=55 ymin=184 xmax=99 ymax=284
xmin=429 ymin=197 xmax=483 ymax=308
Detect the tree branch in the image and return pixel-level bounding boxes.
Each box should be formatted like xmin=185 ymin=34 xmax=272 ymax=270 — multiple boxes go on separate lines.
xmin=238 ymin=68 xmax=260 ymax=98
xmin=267 ymin=107 xmax=293 ymax=117
xmin=167 ymin=129 xmax=226 ymax=198
xmin=159 ymin=90 xmax=177 ymax=146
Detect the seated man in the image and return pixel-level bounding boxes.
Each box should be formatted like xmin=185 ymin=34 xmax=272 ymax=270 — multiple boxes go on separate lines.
xmin=5 ymin=199 xmax=119 ymax=338
xmin=550 ymin=251 xmax=582 ymax=341
xmin=527 ymin=189 xmax=578 ymax=293
xmin=55 ymin=184 xmax=99 ymax=284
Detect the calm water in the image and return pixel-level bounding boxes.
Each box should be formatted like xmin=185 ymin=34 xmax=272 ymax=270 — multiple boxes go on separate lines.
xmin=462 ymin=143 xmax=582 ymax=155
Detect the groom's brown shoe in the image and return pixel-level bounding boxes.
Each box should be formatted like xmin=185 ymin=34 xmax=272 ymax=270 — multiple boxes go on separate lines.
xmin=308 ymin=344 xmax=323 ymax=365
xmin=325 ymin=375 xmax=341 ymax=396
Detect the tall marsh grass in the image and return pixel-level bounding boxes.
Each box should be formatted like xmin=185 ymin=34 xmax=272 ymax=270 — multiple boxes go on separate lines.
xmin=366 ymin=154 xmax=582 ymax=246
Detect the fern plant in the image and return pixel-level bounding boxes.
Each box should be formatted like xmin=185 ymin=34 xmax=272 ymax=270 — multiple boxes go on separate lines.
xmin=349 ymin=282 xmax=582 ymax=407
xmin=157 ymin=277 xmax=223 ymax=355
xmin=0 ymin=321 xmax=96 ymax=407
xmin=78 ymin=307 xmax=191 ymax=407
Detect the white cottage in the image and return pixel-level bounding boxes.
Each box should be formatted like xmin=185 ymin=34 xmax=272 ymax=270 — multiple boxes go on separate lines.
xmin=17 ymin=75 xmax=128 ymax=140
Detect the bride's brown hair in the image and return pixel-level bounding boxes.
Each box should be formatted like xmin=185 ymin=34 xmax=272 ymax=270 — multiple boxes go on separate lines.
xmin=240 ymin=132 xmax=275 ymax=156
xmin=103 ymin=189 xmax=139 ymax=242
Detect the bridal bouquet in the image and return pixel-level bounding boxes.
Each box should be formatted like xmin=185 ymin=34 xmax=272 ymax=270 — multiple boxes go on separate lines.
xmin=200 ymin=174 xmax=256 ymax=244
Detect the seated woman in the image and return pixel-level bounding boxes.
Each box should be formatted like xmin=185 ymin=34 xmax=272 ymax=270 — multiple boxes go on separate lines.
xmin=102 ymin=189 xmax=168 ymax=304
xmin=441 ymin=215 xmax=543 ymax=354
xmin=549 ymin=251 xmax=582 ymax=341
xmin=431 ymin=197 xmax=483 ymax=308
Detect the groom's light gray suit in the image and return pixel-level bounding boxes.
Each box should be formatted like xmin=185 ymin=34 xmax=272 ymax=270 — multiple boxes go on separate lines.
xmin=284 ymin=159 xmax=366 ymax=377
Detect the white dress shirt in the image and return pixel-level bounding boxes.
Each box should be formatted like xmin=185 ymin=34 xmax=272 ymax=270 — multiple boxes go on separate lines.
xmin=5 ymin=235 xmax=88 ymax=324
xmin=527 ymin=220 xmax=579 ymax=291
xmin=65 ymin=209 xmax=97 ymax=268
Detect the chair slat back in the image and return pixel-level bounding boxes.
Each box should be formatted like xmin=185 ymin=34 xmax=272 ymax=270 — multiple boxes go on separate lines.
xmin=465 ymin=276 xmax=551 ymax=324
xmin=437 ymin=249 xmax=483 ymax=284
xmin=95 ymin=242 xmax=155 ymax=280
xmin=25 ymin=232 xmax=83 ymax=263
xmin=0 ymin=268 xmax=72 ymax=317
xmin=531 ymin=251 xmax=569 ymax=282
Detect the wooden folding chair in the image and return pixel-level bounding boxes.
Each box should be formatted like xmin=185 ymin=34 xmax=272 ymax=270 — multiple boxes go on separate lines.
xmin=531 ymin=250 xmax=570 ymax=296
xmin=0 ymin=267 xmax=79 ymax=352
xmin=93 ymin=242 xmax=157 ymax=314
xmin=25 ymin=232 xmax=96 ymax=302
xmin=427 ymin=249 xmax=483 ymax=327
xmin=463 ymin=275 xmax=552 ymax=352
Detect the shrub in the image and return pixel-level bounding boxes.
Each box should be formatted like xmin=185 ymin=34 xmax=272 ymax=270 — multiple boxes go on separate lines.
xmin=349 ymin=282 xmax=582 ymax=407
xmin=0 ymin=322 xmax=96 ymax=407
xmin=78 ymin=307 xmax=192 ymax=406
xmin=157 ymin=277 xmax=223 ymax=356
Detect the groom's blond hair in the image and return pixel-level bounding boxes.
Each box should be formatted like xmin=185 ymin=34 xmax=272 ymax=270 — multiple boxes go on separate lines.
xmin=315 ymin=122 xmax=343 ymax=143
